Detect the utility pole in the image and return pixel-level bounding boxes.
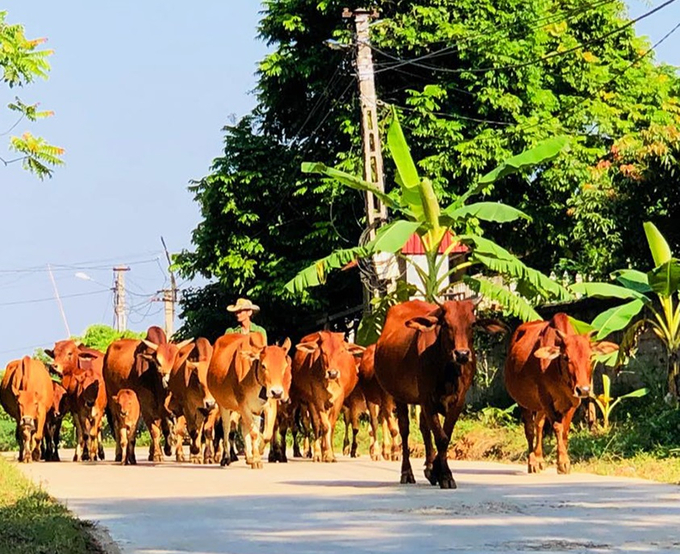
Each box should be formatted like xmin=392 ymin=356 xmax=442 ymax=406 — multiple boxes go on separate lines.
xmin=345 ymin=7 xmax=387 ymax=238
xmin=113 ymin=266 xmax=130 ymax=332
xmin=160 ymin=237 xmax=177 ymax=338
xmin=344 ymin=8 xmax=397 ymax=305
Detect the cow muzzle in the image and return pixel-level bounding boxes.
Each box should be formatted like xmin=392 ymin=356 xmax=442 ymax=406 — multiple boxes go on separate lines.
xmin=203 ymin=398 xmax=216 ymax=411
xmin=574 ymin=385 xmax=591 ymax=398
xmin=325 ymin=369 xmax=339 ymax=380
xmin=453 ymin=349 xmax=471 ymax=364
xmin=162 ymin=374 xmax=170 ymax=389
xmin=21 ymin=416 xmax=36 ymax=430
xmin=269 ymin=387 xmax=284 ymax=400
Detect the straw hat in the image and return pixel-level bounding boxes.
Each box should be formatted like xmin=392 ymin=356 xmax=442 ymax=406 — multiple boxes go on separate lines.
xmin=227 ymin=298 xmax=260 ymax=312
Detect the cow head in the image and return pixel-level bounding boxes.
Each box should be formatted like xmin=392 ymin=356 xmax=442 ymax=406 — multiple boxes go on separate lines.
xmin=296 ymin=332 xmax=364 ymax=381
xmin=534 ymin=328 xmax=618 ymax=398
xmin=45 ymin=340 xmax=81 ymax=377
xmin=112 ymin=390 xmax=138 ymax=422
xmin=180 ymin=339 xmax=216 ymax=413
xmin=140 ymin=338 xmax=193 ymax=388
xmin=252 ymin=338 xmax=293 ymax=401
xmin=234 ymin=333 xmax=267 ymax=383
xmin=405 ymin=300 xmax=505 ymax=365
xmin=50 ymin=383 xmax=68 ymax=421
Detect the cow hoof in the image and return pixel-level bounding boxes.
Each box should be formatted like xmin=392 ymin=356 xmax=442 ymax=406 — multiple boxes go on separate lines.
xmin=312 ymin=454 xmax=321 ymax=462
xmin=220 ymin=455 xmax=231 ymax=467
xmin=204 ymin=456 xmax=214 ymax=465
xmin=342 ymin=447 xmax=350 ymax=456
xmin=115 ymin=454 xmax=122 ymax=463
xmin=250 ymin=461 xmax=263 ymax=469
xmin=293 ymin=448 xmax=302 ymax=458
xmin=400 ymin=470 xmax=416 ymax=484
xmin=190 ymin=455 xmax=202 ymax=464
xmin=424 ymin=467 xmax=438 ymax=486
xmin=351 ymin=450 xmax=359 ymax=458
xmin=98 ymin=448 xmax=106 ymax=461
xmin=391 ymin=453 xmax=401 ymax=462
xmin=176 ymin=453 xmax=186 ymax=463
xmin=439 ymin=475 xmax=457 ymax=490
xmin=130 ymin=457 xmax=137 ymax=465
xmin=371 ymin=454 xmax=381 ymax=462
xmin=164 ymin=444 xmax=173 ymax=457
xmin=557 ymin=462 xmax=571 ymax=475
xmin=153 ymin=453 xmax=163 ymax=463
xmin=230 ymin=453 xmax=239 ymax=463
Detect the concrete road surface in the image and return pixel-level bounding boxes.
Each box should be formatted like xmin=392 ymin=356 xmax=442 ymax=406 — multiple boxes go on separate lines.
xmin=15 ymin=450 xmax=680 ymax=554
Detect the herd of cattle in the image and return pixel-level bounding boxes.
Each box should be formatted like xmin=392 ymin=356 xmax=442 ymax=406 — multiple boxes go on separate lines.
xmin=0 ymin=299 xmax=618 ymax=488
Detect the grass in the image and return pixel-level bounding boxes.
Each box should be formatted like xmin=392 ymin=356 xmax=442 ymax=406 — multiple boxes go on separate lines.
xmin=0 ymin=457 xmax=105 ymax=554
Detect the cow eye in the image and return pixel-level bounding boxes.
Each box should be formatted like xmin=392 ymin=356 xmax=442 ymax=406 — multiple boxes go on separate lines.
xmin=562 ymin=355 xmax=570 ymax=362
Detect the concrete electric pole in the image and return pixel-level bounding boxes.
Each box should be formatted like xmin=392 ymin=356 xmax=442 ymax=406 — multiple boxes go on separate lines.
xmin=113 ymin=266 xmax=130 ymax=332
xmin=159 ymin=237 xmax=177 ymax=338
xmin=345 ymin=7 xmax=387 ymax=239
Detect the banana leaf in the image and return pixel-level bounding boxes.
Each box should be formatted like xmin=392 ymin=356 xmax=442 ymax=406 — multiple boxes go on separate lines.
xmin=644 ymin=221 xmax=672 ymax=267
xmin=612 ymin=269 xmax=651 ymax=294
xmin=647 ymin=259 xmax=680 ymax=298
xmin=440 ymin=202 xmax=531 ymax=226
xmin=463 ymin=276 xmax=542 ymax=322
xmin=591 ymin=299 xmax=646 ymax=340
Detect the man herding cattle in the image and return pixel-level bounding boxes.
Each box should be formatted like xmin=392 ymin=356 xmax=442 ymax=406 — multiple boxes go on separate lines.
xmin=226 ymin=298 xmax=267 ymax=344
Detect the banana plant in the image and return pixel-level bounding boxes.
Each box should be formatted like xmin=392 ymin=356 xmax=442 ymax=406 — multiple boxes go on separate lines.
xmin=285 ymin=108 xmax=571 ymax=321
xmin=570 ymin=222 xmax=680 ymax=398
xmin=592 ymin=374 xmax=648 ymax=430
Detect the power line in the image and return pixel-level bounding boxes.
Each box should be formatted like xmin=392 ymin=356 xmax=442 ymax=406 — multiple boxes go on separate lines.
xmin=0 ymin=256 xmax=162 ymax=274
xmin=371 ymin=0 xmax=677 ymax=76
xmin=0 ymin=290 xmax=108 ymax=307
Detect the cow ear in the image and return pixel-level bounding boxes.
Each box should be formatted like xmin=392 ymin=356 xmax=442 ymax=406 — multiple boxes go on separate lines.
xmin=474 ymin=319 xmax=509 ymax=335
xmin=405 ymin=315 xmax=439 ymax=332
xmin=592 ymin=341 xmax=619 ymax=356
xmin=142 ymin=340 xmax=159 ymax=352
xmin=184 ymin=362 xmax=199 ymax=388
xmin=44 ymin=349 xmax=55 ymax=359
xmin=296 ymin=341 xmax=319 ymax=354
xmin=534 ymin=346 xmax=561 ymax=360
xmin=346 ymin=344 xmax=365 ymax=357
xmin=280 ymin=337 xmax=292 ymax=354
xmin=249 ymin=332 xmax=266 ymax=350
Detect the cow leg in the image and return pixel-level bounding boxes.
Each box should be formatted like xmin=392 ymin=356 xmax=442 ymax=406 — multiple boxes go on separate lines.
xmin=349 ymin=404 xmax=361 ymax=458
xmin=418 ymin=409 xmax=437 ymax=485
xmin=97 ymin=429 xmax=105 ymax=461
xmin=522 ymin=408 xmax=543 ymax=474
xmin=534 ymin=411 xmax=547 ymax=472
xmin=129 ymin=421 xmax=138 ymax=465
xmin=555 ymin=408 xmax=576 ymax=474
xmin=174 ymin=415 xmax=187 ymax=462
xmin=148 ymin=417 xmax=164 ymax=463
xmin=73 ymin=415 xmax=85 ymax=462
xmin=53 ymin=419 xmax=62 ymax=462
xmin=367 ymin=402 xmax=380 ymax=461
xmin=396 ymin=402 xmax=415 ymax=484
xmin=218 ymin=408 xmax=233 ymax=467
xmin=202 ymin=408 xmax=218 ymax=464
xmin=318 ymin=409 xmax=335 ymax=463
xmin=162 ymin=417 xmax=174 ymax=458
xmin=241 ymin=411 xmax=264 ymax=469
xmin=120 ymin=426 xmax=129 ymax=465
xmin=387 ymin=408 xmax=401 ymax=462
xmin=341 ymin=407 xmax=351 ymax=457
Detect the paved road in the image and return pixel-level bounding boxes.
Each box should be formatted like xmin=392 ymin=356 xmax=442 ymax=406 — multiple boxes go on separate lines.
xmin=15 ymin=450 xmax=680 ymax=554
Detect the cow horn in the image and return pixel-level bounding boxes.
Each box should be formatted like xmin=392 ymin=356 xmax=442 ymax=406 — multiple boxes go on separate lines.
xmin=175 ymin=338 xmax=194 ymax=350
xmin=142 ymin=340 xmax=159 ymax=351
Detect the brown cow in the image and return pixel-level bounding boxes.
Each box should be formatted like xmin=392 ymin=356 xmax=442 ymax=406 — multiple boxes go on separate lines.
xmin=103 ymin=326 xmax=192 ymax=462
xmin=504 ymin=313 xmax=617 ymax=474
xmin=42 ymin=381 xmax=68 ymax=462
xmin=0 ymin=357 xmax=54 ymax=463
xmin=358 ymin=344 xmax=400 ymax=462
xmin=111 ymin=389 xmax=140 ymax=465
xmin=375 ymin=300 xmax=505 ymax=489
xmin=293 ymin=331 xmax=364 ymax=463
xmin=165 ymin=337 xmax=217 ymax=463
xmin=45 ymin=340 xmax=106 ymax=460
xmin=207 ymin=333 xmax=292 ymax=469
xmin=71 ymin=367 xmax=108 ymax=461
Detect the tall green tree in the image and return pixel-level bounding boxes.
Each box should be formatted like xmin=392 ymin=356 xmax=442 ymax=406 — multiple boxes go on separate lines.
xmin=177 ymin=0 xmax=680 ymax=337
xmin=0 ymin=11 xmax=63 ymax=178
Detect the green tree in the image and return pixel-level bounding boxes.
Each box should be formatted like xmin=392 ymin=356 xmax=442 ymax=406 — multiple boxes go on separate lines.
xmin=177 ymin=0 xmax=680 ymax=336
xmin=0 ymin=11 xmax=63 ymax=178
xmin=72 ymin=324 xmax=144 ymax=352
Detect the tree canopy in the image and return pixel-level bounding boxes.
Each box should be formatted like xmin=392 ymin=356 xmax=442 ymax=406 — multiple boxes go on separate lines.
xmin=176 ymin=0 xmax=680 ymax=339
xmin=0 ymin=10 xmax=63 ymax=178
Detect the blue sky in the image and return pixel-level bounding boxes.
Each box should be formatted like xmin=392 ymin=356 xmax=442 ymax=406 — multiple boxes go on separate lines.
xmin=1 ymin=1 xmax=678 ymax=365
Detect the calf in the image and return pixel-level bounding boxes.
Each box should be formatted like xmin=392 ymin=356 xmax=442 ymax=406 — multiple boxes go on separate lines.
xmin=42 ymin=381 xmax=68 ymax=462
xmin=111 ymin=389 xmax=140 ymax=465
xmin=0 ymin=357 xmax=54 ymax=463
xmin=505 ymin=313 xmax=617 ymax=474
xmin=71 ymin=368 xmax=107 ymax=461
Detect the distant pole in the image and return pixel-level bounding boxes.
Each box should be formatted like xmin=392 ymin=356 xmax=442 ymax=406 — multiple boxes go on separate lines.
xmin=113 ymin=266 xmax=130 ymax=332
xmin=161 ymin=289 xmax=174 ymax=337
xmin=160 ymin=237 xmax=177 ymax=338
xmin=47 ymin=263 xmax=71 ymax=337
